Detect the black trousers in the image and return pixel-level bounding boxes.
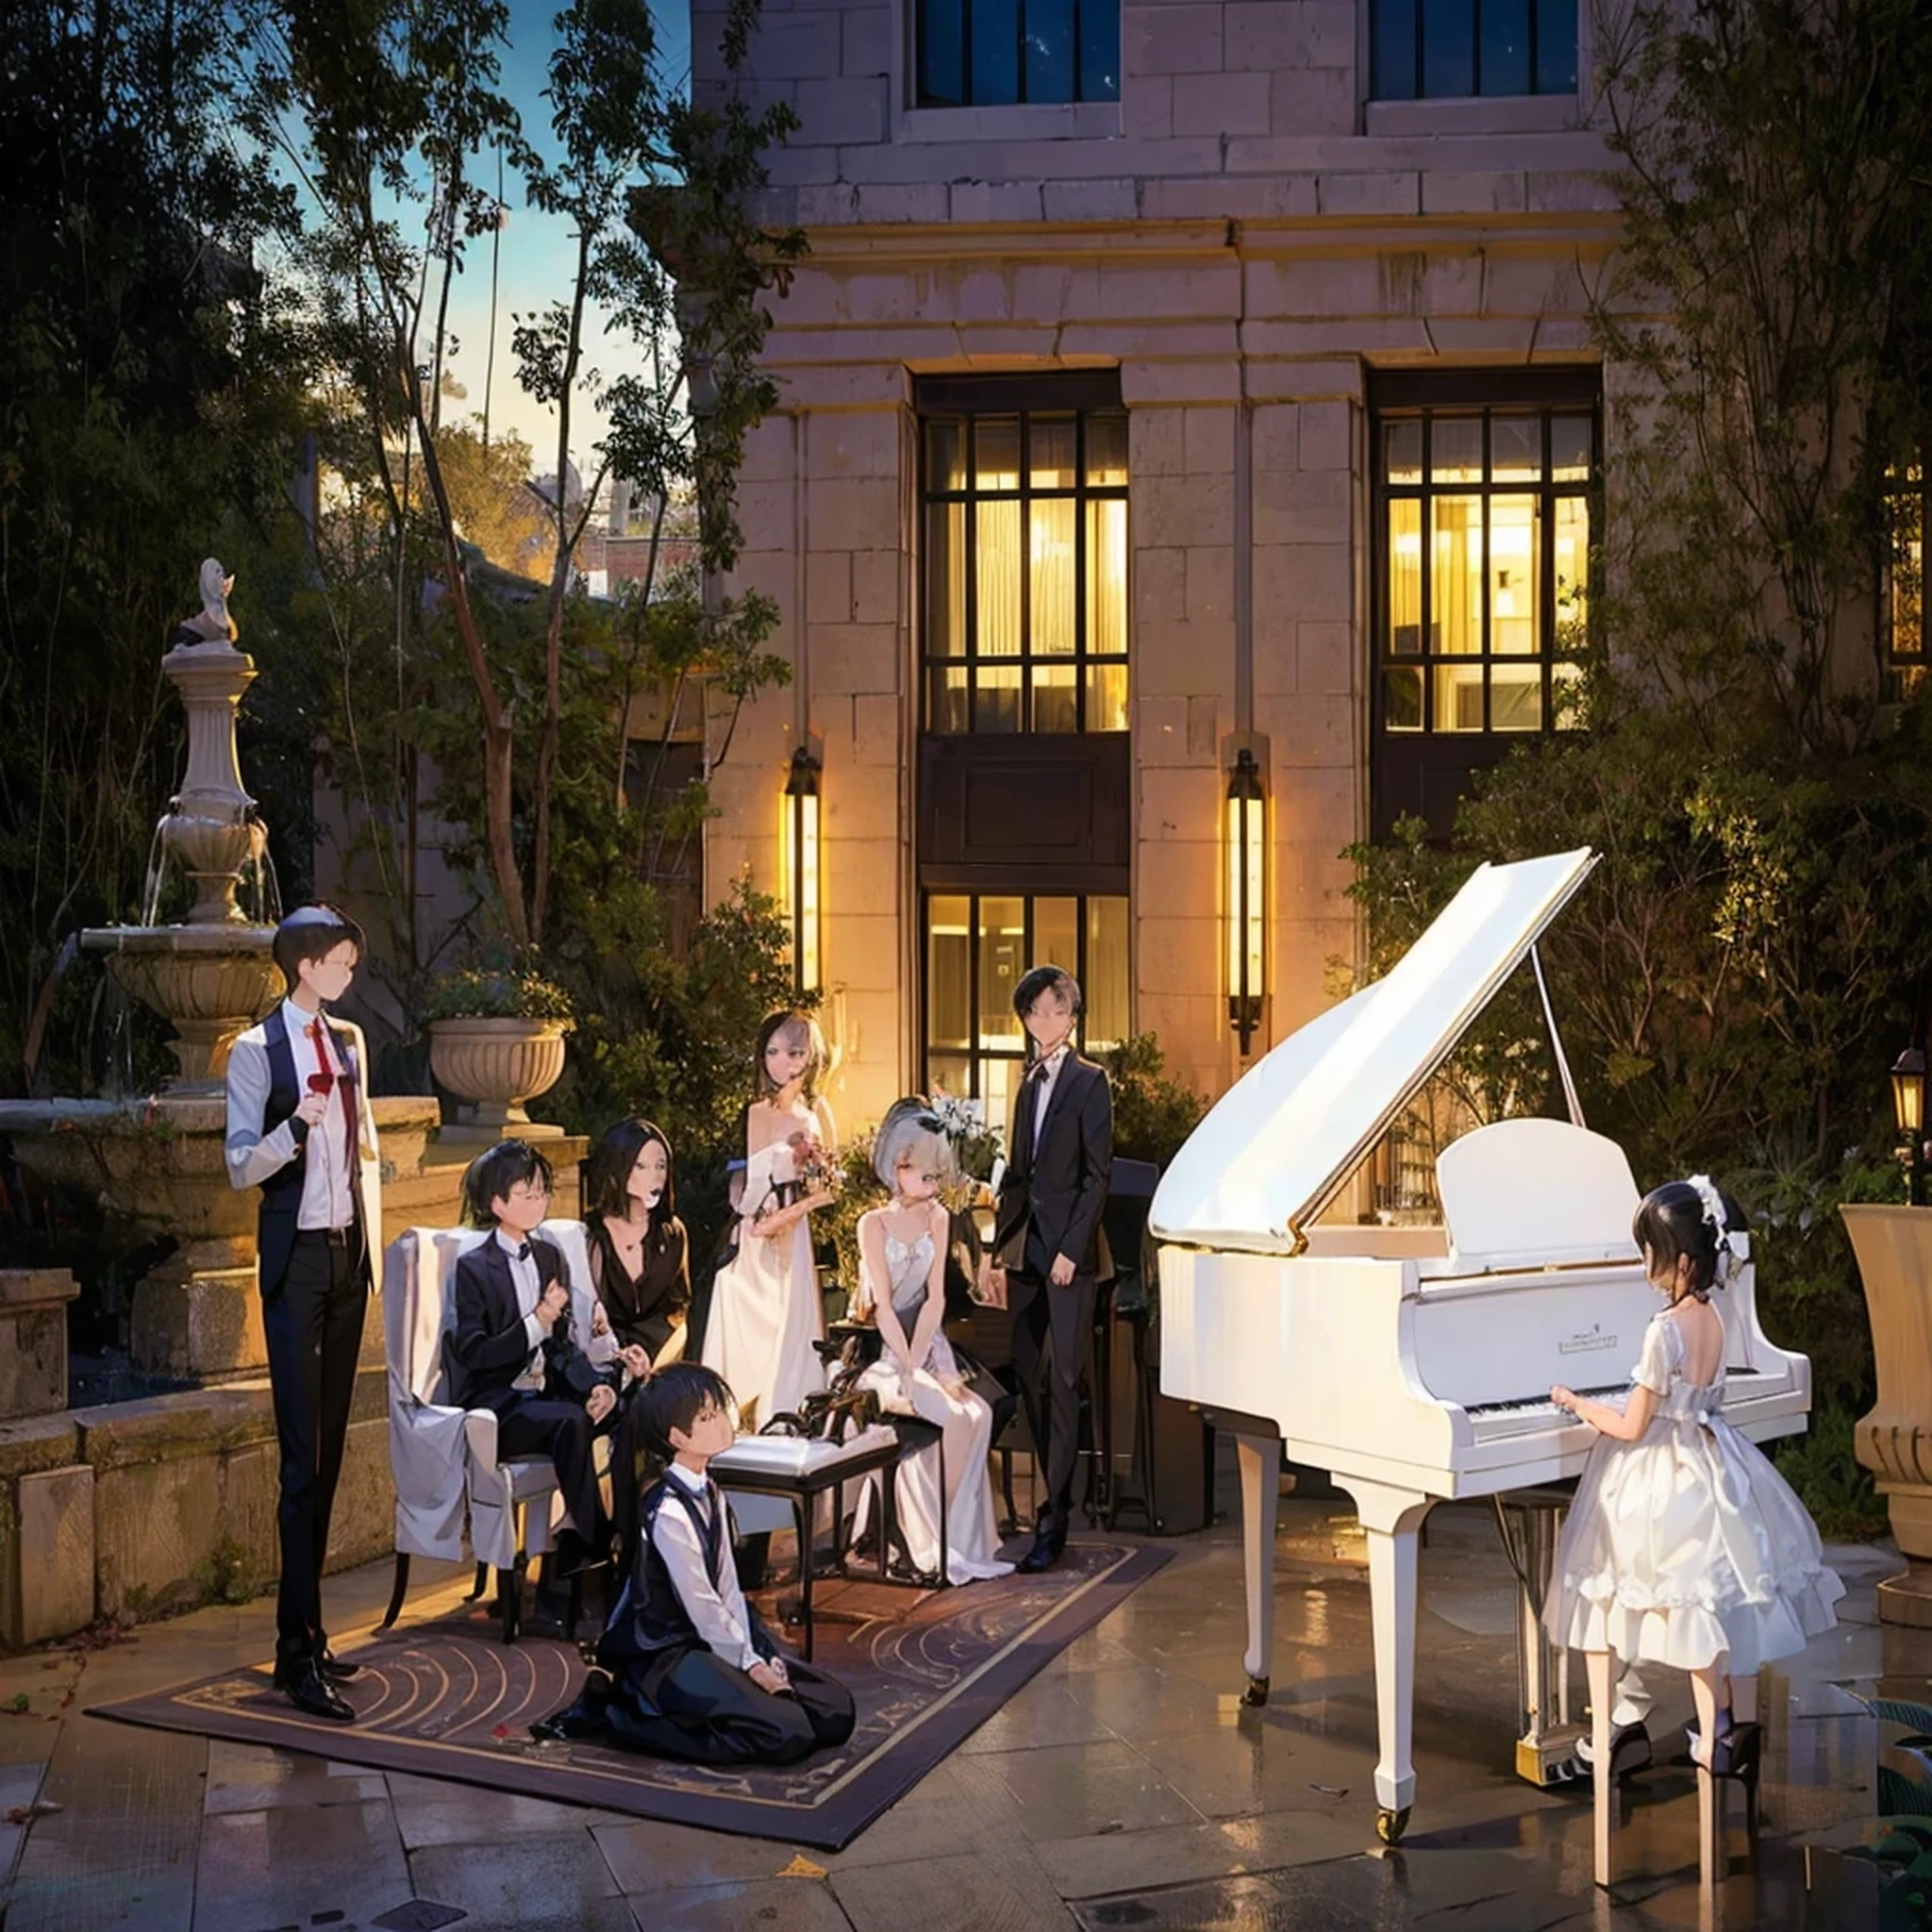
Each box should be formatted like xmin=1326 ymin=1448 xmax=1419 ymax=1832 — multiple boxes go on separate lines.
xmin=492 ymin=1393 xmax=613 ymax=1551
xmin=262 ymin=1228 xmax=367 ymax=1672
xmin=603 ymin=1645 xmax=856 ymax=1767
xmin=1008 ymin=1268 xmax=1097 ymax=1535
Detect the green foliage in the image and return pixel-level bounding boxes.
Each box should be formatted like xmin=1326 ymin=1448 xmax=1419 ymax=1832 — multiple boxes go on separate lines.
xmin=425 ymin=963 xmax=574 ymax=1024
xmin=1100 ymin=1034 xmax=1208 ymax=1172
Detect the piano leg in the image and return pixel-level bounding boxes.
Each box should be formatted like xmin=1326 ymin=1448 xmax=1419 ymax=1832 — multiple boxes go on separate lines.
xmin=1234 ymin=1433 xmax=1279 ymax=1705
xmin=1349 ymin=1479 xmax=1432 ymax=1844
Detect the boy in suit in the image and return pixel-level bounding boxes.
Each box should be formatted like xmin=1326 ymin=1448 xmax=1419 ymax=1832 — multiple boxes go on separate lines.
xmin=445 ymin=1141 xmax=627 ymax=1580
xmin=988 ymin=963 xmax=1113 ymax=1573
xmin=543 ymin=1361 xmax=855 ymax=1765
xmin=225 ymin=904 xmax=383 ymax=1722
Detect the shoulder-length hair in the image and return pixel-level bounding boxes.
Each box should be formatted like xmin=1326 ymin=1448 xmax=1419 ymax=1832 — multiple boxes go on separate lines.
xmin=584 ymin=1117 xmax=678 ymax=1247
xmin=754 ymin=1008 xmax=827 ymax=1102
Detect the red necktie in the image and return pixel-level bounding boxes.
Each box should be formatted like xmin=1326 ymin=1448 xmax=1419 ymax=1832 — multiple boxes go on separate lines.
xmin=308 ymin=1020 xmax=357 ymax=1162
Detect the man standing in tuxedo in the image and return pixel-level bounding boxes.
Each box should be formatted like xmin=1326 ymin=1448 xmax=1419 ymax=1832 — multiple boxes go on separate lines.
xmin=225 ymin=905 xmax=382 ymax=1722
xmin=988 ymin=964 xmax=1113 ymax=1573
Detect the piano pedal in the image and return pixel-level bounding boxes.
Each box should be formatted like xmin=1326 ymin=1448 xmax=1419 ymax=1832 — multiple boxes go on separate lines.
xmin=1516 ymin=1724 xmax=1589 ymax=1788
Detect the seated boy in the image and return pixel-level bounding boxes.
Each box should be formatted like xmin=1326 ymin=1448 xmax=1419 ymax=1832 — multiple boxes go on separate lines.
xmin=444 ymin=1141 xmax=633 ymax=1577
xmin=557 ymin=1361 xmax=856 ymax=1766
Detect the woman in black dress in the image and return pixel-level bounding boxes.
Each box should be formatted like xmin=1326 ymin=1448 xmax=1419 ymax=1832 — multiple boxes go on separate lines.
xmin=585 ymin=1119 xmax=691 ymax=1557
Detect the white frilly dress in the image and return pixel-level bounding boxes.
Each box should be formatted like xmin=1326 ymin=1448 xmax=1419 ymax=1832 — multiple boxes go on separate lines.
xmin=1544 ymin=1307 xmax=1844 ymax=1674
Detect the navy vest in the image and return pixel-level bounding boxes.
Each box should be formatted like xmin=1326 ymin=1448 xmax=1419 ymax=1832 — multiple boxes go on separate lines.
xmin=600 ymin=1476 xmax=760 ymax=1667
xmin=256 ymin=1005 xmax=367 ymax=1295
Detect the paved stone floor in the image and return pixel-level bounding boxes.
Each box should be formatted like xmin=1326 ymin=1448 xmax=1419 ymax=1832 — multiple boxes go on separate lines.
xmin=0 ymin=1476 xmax=1908 ymax=1932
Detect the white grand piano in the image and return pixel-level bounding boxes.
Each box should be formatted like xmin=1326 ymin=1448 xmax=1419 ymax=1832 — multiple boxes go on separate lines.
xmin=1152 ymin=848 xmax=1812 ymax=1843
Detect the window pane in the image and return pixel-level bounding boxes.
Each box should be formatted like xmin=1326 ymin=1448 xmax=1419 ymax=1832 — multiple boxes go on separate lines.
xmin=928 ymin=1053 xmax=973 ymax=1102
xmin=1087 ymin=412 xmax=1128 ymax=485
xmin=1030 ymin=497 xmax=1077 ymax=653
xmin=977 ymin=499 xmax=1022 ymax=657
xmin=971 ymin=0 xmax=1021 ymax=106
xmin=1433 ymin=662 xmax=1486 ymax=732
xmin=1490 ymin=495 xmax=1540 ymax=655
xmin=929 ymin=664 xmax=970 ymax=733
xmin=1385 ymin=664 xmax=1424 ymax=731
xmin=927 ymin=418 xmax=966 ymax=492
xmin=1024 ymin=0 xmax=1074 ymax=106
xmin=1034 ymin=898 xmax=1078 ymax=983
xmin=1085 ymin=897 xmax=1130 ymax=1048
xmin=978 ymin=898 xmax=1026 ymax=1045
xmin=1550 ymin=413 xmax=1592 ymax=481
xmin=927 ymin=502 xmax=966 ymax=655
xmin=1491 ymin=413 xmax=1541 ymax=482
xmin=1431 ymin=416 xmax=1483 ymax=483
xmin=974 ymin=416 xmax=1022 ymax=490
xmin=1422 ymin=0 xmax=1474 ymax=97
xmin=982 ymin=1057 xmax=1022 ymax=1145
xmin=1384 ymin=418 xmax=1423 ymax=484
xmin=1087 ymin=499 xmax=1128 ymax=656
xmin=1431 ymin=496 xmax=1483 ymax=655
xmin=1554 ymin=493 xmax=1590 ymax=646
xmin=1551 ymin=659 xmax=1584 ymax=729
xmin=1890 ymin=485 xmax=1923 ymax=659
xmin=1078 ymin=0 xmax=1120 ymax=100
xmin=918 ymin=0 xmax=965 ymax=105
xmin=1032 ymin=662 xmax=1078 ymax=731
xmin=974 ymin=663 xmax=1021 ymax=732
xmin=1086 ymin=661 xmax=1128 ymax=732
xmin=1030 ymin=415 xmax=1078 ymax=490
xmin=927 ymin=896 xmax=973 ymax=1051
xmin=1390 ymin=498 xmax=1423 ymax=655
xmin=1373 ymin=0 xmax=1418 ymax=100
xmin=1536 ymin=0 xmax=1578 ymax=92
xmin=1491 ymin=664 xmax=1543 ymax=731
xmin=1481 ymin=0 xmax=1531 ymax=95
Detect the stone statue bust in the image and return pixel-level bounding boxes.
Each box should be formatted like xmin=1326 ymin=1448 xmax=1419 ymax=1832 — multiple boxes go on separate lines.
xmin=169 ymin=558 xmax=237 ymax=651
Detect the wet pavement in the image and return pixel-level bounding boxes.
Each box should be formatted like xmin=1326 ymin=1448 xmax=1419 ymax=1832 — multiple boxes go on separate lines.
xmin=0 ymin=1461 xmax=1908 ymax=1931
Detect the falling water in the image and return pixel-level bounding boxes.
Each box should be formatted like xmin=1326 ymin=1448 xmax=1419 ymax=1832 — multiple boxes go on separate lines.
xmin=138 ymin=814 xmax=171 ymax=928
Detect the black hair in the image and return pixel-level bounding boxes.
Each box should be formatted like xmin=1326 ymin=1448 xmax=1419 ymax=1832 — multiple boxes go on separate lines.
xmin=273 ymin=904 xmax=365 ymax=989
xmin=754 ymin=1008 xmax=827 ymax=1101
xmin=584 ymin=1118 xmax=677 ymax=1247
xmin=461 ymin=1139 xmax=555 ymax=1229
xmin=634 ymin=1361 xmax=736 ymax=1462
xmin=1632 ymin=1180 xmax=1747 ymax=1304
xmin=1012 ymin=962 xmax=1082 ymax=1023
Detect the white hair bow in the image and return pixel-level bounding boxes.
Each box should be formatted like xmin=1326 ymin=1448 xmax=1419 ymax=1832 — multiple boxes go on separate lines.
xmin=1686 ymin=1173 xmax=1747 ymax=1286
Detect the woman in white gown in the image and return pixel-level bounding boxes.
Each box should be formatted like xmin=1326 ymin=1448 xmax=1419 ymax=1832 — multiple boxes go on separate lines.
xmin=700 ymin=1011 xmax=836 ymax=1428
xmin=852 ymin=1100 xmax=1012 ymax=1585
xmin=1546 ymin=1176 xmax=1842 ymax=1795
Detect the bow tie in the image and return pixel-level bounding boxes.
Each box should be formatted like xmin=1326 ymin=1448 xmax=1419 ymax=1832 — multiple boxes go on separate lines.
xmin=1028 ymin=1058 xmax=1057 ymax=1083
xmin=514 ymin=1241 xmax=532 ymax=1261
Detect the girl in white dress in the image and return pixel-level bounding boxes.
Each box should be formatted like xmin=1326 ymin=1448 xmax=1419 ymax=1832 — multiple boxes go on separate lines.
xmin=851 ymin=1100 xmax=1013 ymax=1585
xmin=1546 ymin=1175 xmax=1842 ymax=1876
xmin=700 ymin=1011 xmax=836 ymax=1429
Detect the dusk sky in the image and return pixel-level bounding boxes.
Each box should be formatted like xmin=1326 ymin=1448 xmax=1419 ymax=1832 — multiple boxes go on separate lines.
xmin=426 ymin=0 xmax=695 ymax=478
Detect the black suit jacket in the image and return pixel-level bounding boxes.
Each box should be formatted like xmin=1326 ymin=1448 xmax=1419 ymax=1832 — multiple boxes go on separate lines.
xmin=443 ymin=1234 xmax=614 ymax=1413
xmin=992 ymin=1052 xmax=1114 ymax=1280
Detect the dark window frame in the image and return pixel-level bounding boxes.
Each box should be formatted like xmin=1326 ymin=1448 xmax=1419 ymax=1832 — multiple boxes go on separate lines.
xmin=1368 ymin=368 xmax=1602 ymax=838
xmin=1370 ymin=0 xmax=1579 ymax=103
xmin=914 ymin=0 xmax=1121 ymax=108
xmin=917 ymin=371 xmax=1130 ymax=737
xmin=919 ymin=888 xmax=1127 ymax=1104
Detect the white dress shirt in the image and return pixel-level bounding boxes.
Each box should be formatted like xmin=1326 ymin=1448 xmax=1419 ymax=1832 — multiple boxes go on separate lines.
xmin=653 ymin=1461 xmax=761 ymax=1672
xmin=1030 ymin=1041 xmax=1072 ymax=1143
xmin=497 ymin=1227 xmax=553 ymax=1391
xmin=222 ymin=999 xmax=358 ymax=1230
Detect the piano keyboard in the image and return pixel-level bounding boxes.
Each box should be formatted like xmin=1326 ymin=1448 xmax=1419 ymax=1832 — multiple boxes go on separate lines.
xmin=1468 ymin=1368 xmax=1778 ymax=1438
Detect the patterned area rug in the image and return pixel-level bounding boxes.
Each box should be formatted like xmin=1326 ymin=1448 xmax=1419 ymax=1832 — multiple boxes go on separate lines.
xmin=89 ymin=1540 xmax=1170 ymax=1849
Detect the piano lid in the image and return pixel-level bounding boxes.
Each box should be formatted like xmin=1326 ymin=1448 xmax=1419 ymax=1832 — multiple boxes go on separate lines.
xmin=1150 ymin=848 xmax=1601 ymax=1257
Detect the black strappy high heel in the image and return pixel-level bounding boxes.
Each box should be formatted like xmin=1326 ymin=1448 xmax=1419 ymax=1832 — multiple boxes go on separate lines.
xmin=1687 ymin=1711 xmax=1764 ymax=1841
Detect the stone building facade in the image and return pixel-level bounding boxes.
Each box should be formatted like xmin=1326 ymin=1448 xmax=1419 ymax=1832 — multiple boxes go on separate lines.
xmin=688 ymin=0 xmax=1620 ymax=1145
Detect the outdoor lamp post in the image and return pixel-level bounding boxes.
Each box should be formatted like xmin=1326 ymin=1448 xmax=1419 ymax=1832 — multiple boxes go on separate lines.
xmin=1224 ymin=744 xmax=1266 ymax=1056
xmin=1893 ymin=1046 xmax=1926 ymax=1206
xmin=781 ymin=744 xmax=822 ymax=993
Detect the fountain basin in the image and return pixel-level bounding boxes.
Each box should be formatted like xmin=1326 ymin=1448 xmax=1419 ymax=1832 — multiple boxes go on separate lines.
xmin=80 ymin=924 xmax=281 ymax=1092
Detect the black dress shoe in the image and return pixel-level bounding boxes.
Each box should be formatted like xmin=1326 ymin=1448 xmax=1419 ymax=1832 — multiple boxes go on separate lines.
xmin=548 ymin=1530 xmax=607 ymax=1581
xmin=274 ymin=1660 xmax=355 ymax=1723
xmin=1017 ymin=1526 xmax=1065 ymax=1574
xmin=317 ymin=1650 xmax=361 ymax=1683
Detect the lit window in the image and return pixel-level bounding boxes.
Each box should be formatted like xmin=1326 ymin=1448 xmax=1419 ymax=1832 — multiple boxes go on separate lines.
xmin=1887 ymin=464 xmax=1925 ymax=700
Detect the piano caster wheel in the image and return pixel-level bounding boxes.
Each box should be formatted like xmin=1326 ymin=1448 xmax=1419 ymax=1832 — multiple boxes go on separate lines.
xmin=1375 ymin=1807 xmax=1410 ymax=1846
xmin=1241 ymin=1674 xmax=1270 ymax=1707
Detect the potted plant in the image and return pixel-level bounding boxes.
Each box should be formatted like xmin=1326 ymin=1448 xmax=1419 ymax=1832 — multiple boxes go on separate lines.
xmin=425 ymin=958 xmax=575 ymax=1140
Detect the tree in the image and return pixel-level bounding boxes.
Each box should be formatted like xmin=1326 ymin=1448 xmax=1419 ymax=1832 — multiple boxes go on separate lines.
xmin=257 ymin=0 xmax=803 ymax=951
xmin=0 ymin=0 xmax=315 ymax=1092
xmin=436 ymin=420 xmax=553 ymax=580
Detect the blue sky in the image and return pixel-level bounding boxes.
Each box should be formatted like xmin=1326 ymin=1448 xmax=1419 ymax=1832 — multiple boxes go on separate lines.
xmin=427 ymin=0 xmax=694 ymax=475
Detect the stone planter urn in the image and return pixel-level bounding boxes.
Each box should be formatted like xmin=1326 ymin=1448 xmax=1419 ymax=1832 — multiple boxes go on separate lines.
xmin=1843 ymin=1203 xmax=1932 ymax=1624
xmin=428 ymin=1017 xmax=569 ymax=1145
